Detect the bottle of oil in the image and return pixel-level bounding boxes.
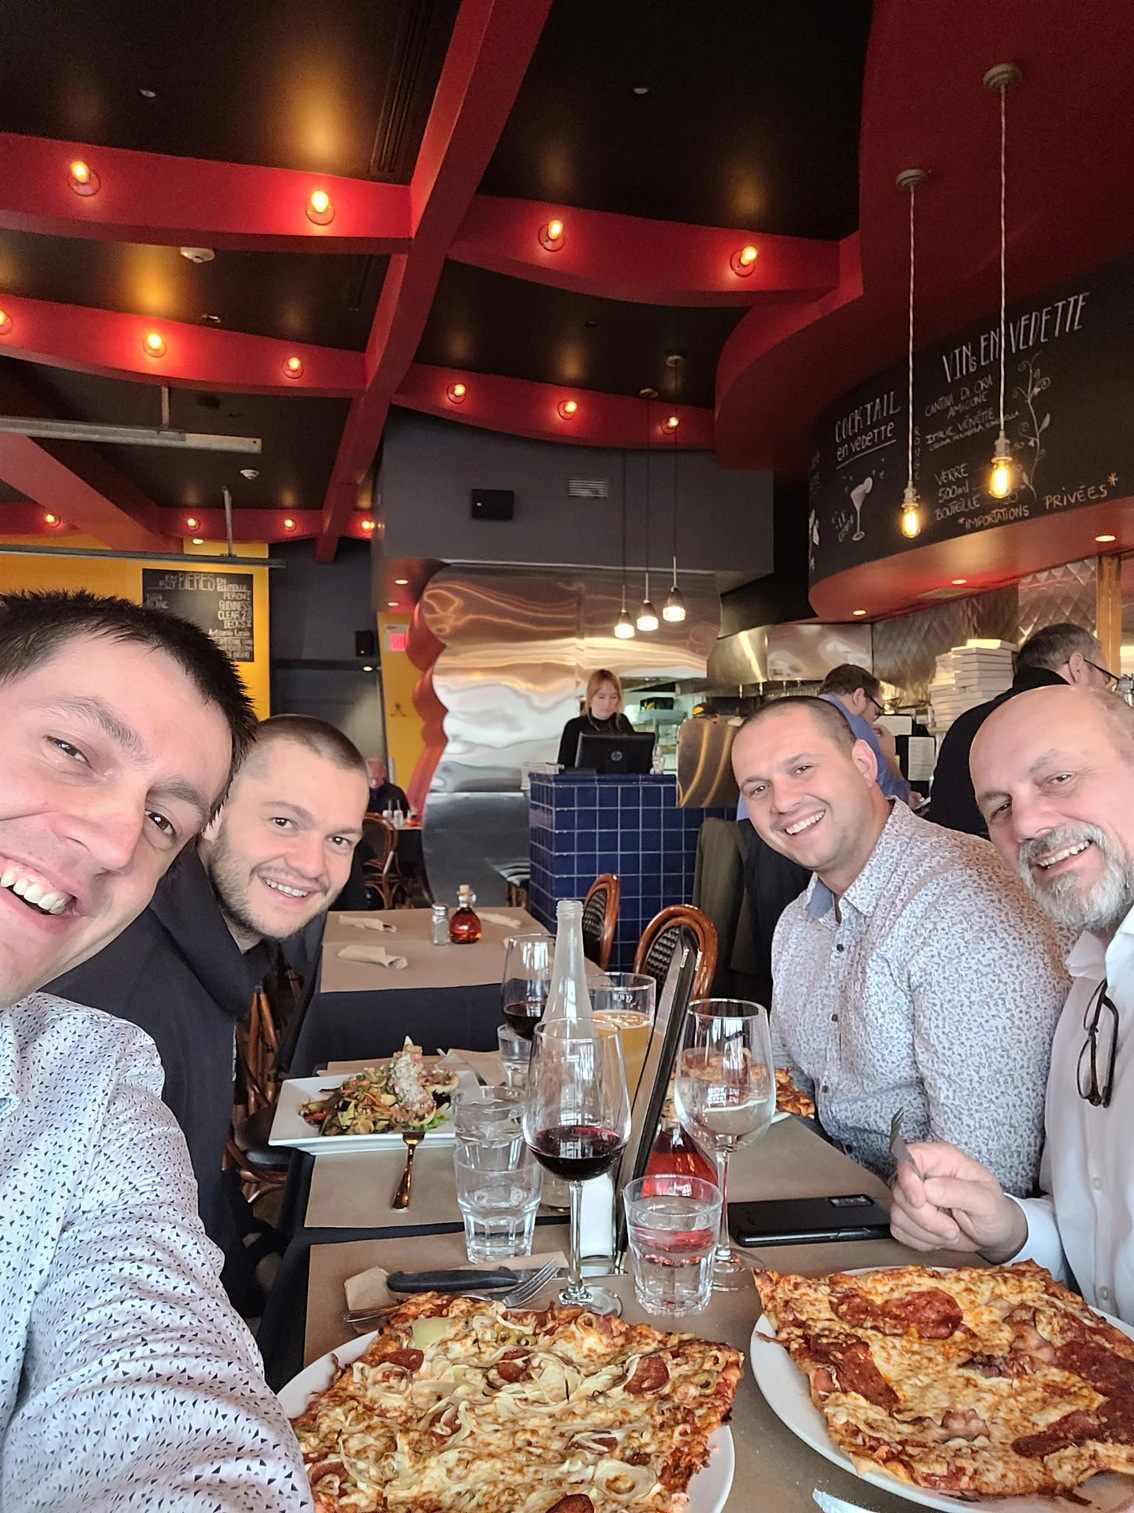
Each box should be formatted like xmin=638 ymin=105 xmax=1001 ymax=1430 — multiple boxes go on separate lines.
xmin=448 ymin=884 xmax=482 ymax=944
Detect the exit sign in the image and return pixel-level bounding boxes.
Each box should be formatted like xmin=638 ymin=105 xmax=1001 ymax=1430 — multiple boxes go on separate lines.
xmin=385 ymin=626 xmax=407 ymax=653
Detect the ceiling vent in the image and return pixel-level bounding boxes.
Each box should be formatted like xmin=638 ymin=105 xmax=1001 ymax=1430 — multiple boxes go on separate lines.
xmin=567 ymin=476 xmax=609 ymax=498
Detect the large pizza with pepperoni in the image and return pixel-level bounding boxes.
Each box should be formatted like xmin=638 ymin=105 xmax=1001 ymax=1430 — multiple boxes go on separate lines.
xmin=756 ymin=1261 xmax=1134 ymax=1498
xmin=291 ymin=1292 xmax=742 ymax=1512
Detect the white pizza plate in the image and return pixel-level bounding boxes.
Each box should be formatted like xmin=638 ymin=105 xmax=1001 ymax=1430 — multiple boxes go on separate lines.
xmin=268 ymin=1074 xmax=458 ymax=1154
xmin=281 ymin=1329 xmax=736 ymax=1513
xmin=751 ymin=1267 xmax=1134 ymax=1512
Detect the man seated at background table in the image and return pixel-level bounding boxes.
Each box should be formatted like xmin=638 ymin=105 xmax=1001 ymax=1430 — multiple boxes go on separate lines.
xmin=366 ymin=753 xmax=409 ymax=815
xmin=0 ymin=590 xmax=308 ymax=1509
xmin=891 ymin=685 xmax=1134 ymax=1322
xmin=52 ymin=713 xmax=369 ymax=1305
xmin=732 ymin=696 xmax=1067 ymax=1193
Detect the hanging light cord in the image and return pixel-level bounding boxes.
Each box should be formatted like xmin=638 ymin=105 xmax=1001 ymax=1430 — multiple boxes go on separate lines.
xmin=671 ymin=365 xmax=679 ymax=583
xmin=998 ymin=82 xmax=1007 ymax=434
xmin=643 ymin=399 xmax=651 ymax=599
xmin=906 ymin=180 xmax=916 ymax=490
xmin=620 ymin=449 xmax=628 ymax=608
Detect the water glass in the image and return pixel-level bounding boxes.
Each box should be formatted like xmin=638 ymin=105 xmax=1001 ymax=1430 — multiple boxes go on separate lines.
xmin=454 ymin=1143 xmax=542 ymax=1262
xmin=497 ymin=1022 xmax=532 ymax=1088
xmin=623 ymin=1174 xmax=721 ymax=1317
xmin=451 ymin=1085 xmax=526 ymax=1167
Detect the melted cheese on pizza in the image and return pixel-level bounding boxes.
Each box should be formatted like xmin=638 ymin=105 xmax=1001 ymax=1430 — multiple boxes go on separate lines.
xmin=756 ymin=1260 xmax=1134 ymax=1498
xmin=292 ymin=1294 xmax=742 ymax=1512
xmin=774 ymin=1070 xmax=816 ymax=1120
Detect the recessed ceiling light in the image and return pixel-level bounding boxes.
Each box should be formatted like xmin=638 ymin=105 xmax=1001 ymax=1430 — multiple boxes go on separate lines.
xmin=583 ymin=318 xmax=599 ymax=329
xmin=632 ymin=85 xmax=650 ymax=96
xmin=69 ymin=159 xmax=99 ymax=196
xmin=394 ymin=577 xmax=409 ymax=585
xmin=200 ymin=313 xmax=221 ymax=325
xmin=639 ymin=387 xmax=658 ymax=400
xmin=191 ymin=537 xmax=204 ymax=545
xmin=180 ymin=246 xmax=215 ymax=263
xmin=951 ymin=577 xmax=968 ymax=585
xmin=852 ymin=609 xmax=867 ymax=616
xmin=363 ymin=664 xmax=374 ymax=672
xmin=138 ymin=87 xmax=157 ymax=99
xmin=306 ymin=189 xmax=334 ymax=224
xmin=1096 ymin=533 xmax=1117 ymax=543
xmin=387 ymin=600 xmax=399 ymax=607
xmin=240 ymin=468 xmax=259 ymax=480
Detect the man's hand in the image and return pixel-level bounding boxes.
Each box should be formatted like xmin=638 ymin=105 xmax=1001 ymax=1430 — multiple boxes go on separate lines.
xmin=890 ymin=1141 xmax=1029 ymax=1262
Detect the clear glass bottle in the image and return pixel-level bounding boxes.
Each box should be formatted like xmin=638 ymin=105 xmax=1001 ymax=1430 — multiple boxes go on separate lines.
xmin=541 ymin=898 xmax=593 ymax=1026
xmin=645 ymin=1098 xmax=718 ymax=1187
xmin=449 ymin=884 xmax=482 ymax=944
xmin=430 ymin=902 xmax=450 ymax=946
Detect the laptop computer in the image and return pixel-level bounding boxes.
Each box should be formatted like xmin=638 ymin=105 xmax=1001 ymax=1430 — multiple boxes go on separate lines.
xmin=574 ymin=731 xmax=656 ymax=774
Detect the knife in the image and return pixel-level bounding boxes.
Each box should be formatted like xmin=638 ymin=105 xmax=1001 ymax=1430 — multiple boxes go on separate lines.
xmin=387 ymin=1268 xmax=521 ymax=1293
xmin=889 ymin=1108 xmax=924 ymax=1184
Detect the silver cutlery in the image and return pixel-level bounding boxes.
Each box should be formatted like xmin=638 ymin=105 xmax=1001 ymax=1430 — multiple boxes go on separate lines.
xmin=889 ymin=1108 xmax=924 ymax=1184
xmin=342 ymin=1256 xmax=563 ymax=1332
xmin=391 ymin=1131 xmax=424 ymax=1210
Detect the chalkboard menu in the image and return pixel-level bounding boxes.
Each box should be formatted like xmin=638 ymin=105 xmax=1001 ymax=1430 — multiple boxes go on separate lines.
xmin=142 ymin=569 xmax=255 ymax=662
xmin=808 ymin=254 xmax=1134 ymax=586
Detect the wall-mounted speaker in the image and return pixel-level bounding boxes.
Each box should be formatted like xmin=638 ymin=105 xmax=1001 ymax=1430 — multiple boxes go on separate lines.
xmin=355 ymin=629 xmax=377 ymax=658
xmin=470 ymin=488 xmax=514 ymax=521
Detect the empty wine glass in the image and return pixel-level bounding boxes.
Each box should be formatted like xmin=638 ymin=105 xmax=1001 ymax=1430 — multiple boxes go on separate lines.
xmin=502 ymin=933 xmax=554 ymax=1041
xmin=524 ymin=1022 xmax=630 ymax=1316
xmin=673 ymin=999 xmax=775 ymax=1288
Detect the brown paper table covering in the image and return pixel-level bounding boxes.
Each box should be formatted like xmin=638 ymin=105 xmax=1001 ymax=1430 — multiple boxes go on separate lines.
xmin=320 ymin=907 xmax=545 ymax=995
xmin=302 ymin=1222 xmax=974 ymax=1513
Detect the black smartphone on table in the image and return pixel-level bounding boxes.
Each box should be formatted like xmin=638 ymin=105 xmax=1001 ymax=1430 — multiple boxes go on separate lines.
xmin=729 ymin=1193 xmax=891 ymax=1247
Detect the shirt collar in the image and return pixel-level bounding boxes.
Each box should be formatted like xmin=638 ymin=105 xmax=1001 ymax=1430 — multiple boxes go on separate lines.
xmin=1067 ymin=898 xmax=1134 ymax=980
xmin=807 ymin=799 xmax=910 ymax=921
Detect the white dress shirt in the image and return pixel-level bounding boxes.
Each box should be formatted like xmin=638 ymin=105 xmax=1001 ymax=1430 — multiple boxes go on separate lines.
xmin=771 ymin=799 xmax=1068 ymax=1192
xmin=1013 ymin=903 xmax=1134 ymax=1321
xmin=0 ymin=992 xmax=311 ymax=1511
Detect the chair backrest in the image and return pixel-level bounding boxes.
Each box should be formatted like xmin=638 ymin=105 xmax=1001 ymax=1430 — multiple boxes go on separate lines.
xmin=581 ymin=873 xmax=620 ymax=970
xmin=363 ymin=813 xmax=398 ymax=870
xmin=236 ymin=987 xmax=281 ymax=1114
xmin=632 ymin=904 xmax=718 ymax=1003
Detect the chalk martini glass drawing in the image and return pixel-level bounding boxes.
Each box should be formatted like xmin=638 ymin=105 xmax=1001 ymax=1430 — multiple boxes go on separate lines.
xmin=850 ymin=476 xmax=873 ymax=542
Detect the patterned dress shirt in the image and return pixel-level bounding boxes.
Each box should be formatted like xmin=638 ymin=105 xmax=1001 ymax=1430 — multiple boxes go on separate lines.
xmin=0 ymin=992 xmax=311 ymax=1511
xmin=770 ymin=800 xmax=1068 ymax=1193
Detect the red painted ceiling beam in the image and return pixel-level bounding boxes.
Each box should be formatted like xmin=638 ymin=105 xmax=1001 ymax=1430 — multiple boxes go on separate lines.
xmin=450 ymin=196 xmax=840 ymax=307
xmin=0 ymin=369 xmax=172 ymax=551
xmin=396 ymin=364 xmax=714 ymax=449
xmin=0 ymin=133 xmax=411 ymax=253
xmin=0 ymin=293 xmax=363 ymax=395
xmin=315 ymin=0 xmax=554 ymax=561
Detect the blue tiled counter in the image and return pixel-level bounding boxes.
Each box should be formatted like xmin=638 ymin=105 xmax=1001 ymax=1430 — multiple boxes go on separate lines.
xmin=528 ymin=772 xmax=734 ymax=970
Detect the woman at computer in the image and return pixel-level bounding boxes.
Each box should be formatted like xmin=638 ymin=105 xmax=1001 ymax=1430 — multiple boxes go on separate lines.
xmin=557 ymin=668 xmax=636 ymax=768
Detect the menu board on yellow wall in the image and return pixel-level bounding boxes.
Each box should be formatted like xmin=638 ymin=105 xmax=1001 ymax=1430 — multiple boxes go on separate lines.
xmin=142 ymin=568 xmax=254 ymax=662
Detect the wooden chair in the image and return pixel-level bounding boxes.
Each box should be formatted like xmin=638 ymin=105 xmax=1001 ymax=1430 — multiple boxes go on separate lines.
xmin=633 ymin=904 xmax=718 ymax=1004
xmin=581 ymin=873 xmax=620 ymax=970
xmin=226 ymin=986 xmax=291 ymax=1204
xmin=362 ymin=813 xmax=411 ymax=909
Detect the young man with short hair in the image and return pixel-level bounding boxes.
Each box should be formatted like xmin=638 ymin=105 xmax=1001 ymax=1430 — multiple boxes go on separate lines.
xmin=733 ymin=695 xmax=1067 ymax=1193
xmin=892 ymin=686 xmax=1134 ymax=1323
xmin=0 ymin=590 xmax=308 ymax=1509
xmin=53 ymin=714 xmax=370 ymax=1286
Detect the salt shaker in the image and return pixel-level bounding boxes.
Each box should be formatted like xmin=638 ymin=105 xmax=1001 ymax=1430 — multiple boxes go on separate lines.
xmin=431 ymin=902 xmax=450 ymax=945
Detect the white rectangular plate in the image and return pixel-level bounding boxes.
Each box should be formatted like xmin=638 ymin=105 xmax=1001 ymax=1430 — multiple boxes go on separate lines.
xmin=269 ymin=1074 xmax=457 ymax=1154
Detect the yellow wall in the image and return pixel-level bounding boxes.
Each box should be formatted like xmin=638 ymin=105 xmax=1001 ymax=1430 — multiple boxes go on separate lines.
xmin=377 ymin=613 xmax=424 ymax=787
xmin=0 ymin=536 xmax=271 ymax=717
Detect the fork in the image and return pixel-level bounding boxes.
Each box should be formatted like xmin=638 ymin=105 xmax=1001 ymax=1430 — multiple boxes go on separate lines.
xmin=391 ymin=1131 xmax=423 ymax=1210
xmin=341 ymin=1257 xmax=563 ymax=1332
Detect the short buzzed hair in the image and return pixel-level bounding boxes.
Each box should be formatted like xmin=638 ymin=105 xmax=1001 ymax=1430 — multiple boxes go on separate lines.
xmin=819 ymin=663 xmax=882 ymax=703
xmin=1017 ymin=622 xmax=1101 ymax=672
xmin=0 ymin=589 xmax=257 ymax=774
xmin=244 ymin=714 xmax=368 ymax=782
xmin=740 ymin=695 xmax=857 ymax=754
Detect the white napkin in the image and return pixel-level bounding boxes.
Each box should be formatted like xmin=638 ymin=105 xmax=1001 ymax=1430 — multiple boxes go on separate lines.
xmin=345 ymin=1250 xmax=568 ymax=1313
xmin=480 ymin=912 xmax=523 ymax=929
xmin=812 ymin=1493 xmax=874 ymax=1513
xmin=337 ymin=944 xmax=408 ymax=969
xmin=338 ymin=915 xmax=397 ymax=932
xmin=579 ymin=1173 xmax=614 ymax=1259
xmin=445 ymin=1048 xmax=507 ymax=1086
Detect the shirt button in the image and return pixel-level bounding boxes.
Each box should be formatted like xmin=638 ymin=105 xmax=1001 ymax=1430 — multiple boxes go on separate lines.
xmin=1093 ymin=1176 xmax=1103 ymax=1191
xmin=835 ymin=943 xmax=845 ymax=953
xmin=831 ymin=1014 xmax=839 ymax=1023
xmin=821 ymin=1083 xmax=829 ymax=1093
xmin=1100 ymin=1286 xmax=1111 ymax=1302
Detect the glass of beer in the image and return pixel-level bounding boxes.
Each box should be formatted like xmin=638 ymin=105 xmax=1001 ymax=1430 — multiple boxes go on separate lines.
xmin=590 ymin=972 xmax=656 ymax=1104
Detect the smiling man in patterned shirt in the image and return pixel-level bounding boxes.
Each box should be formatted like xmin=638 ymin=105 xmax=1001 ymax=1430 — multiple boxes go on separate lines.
xmin=733 ymin=695 xmax=1068 ymax=1193
xmin=0 ymin=591 xmax=310 ymax=1510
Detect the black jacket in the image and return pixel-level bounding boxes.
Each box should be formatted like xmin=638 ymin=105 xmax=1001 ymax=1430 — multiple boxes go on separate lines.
xmin=47 ymin=847 xmax=272 ymax=1251
xmin=929 ymin=665 xmax=1067 ymax=836
xmin=556 ymin=712 xmax=634 ymax=768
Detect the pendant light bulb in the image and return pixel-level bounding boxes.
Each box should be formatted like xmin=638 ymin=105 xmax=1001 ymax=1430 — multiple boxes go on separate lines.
xmin=614 ymin=608 xmax=636 ymax=639
xmin=989 ymin=431 xmax=1013 ymax=499
xmin=662 ymin=560 xmax=686 ymax=622
xmin=900 ymin=485 xmax=922 ymax=540
xmin=637 ymin=572 xmax=659 ymax=632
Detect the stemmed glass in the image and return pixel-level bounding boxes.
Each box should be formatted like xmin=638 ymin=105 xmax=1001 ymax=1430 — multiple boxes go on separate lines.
xmin=524 ymin=1022 xmax=630 ymax=1316
xmin=674 ymin=999 xmax=775 ymax=1288
xmin=502 ymin=933 xmax=554 ymax=1040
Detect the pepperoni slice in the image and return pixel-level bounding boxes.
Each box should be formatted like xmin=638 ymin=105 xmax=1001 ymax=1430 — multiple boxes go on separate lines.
xmin=1014 ymin=1409 xmax=1098 ymax=1458
xmin=830 ymin=1287 xmax=961 ymax=1340
xmin=545 ymin=1498 xmax=594 ymax=1513
xmin=381 ymin=1348 xmax=424 ymax=1372
xmin=625 ymin=1355 xmax=669 ymax=1394
xmin=805 ymin=1334 xmax=898 ymax=1411
xmin=1055 ymin=1339 xmax=1134 ymax=1397
xmin=494 ymin=1359 xmax=530 ymax=1383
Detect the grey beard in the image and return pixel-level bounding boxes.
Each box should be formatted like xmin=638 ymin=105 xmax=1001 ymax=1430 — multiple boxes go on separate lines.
xmin=1017 ymin=822 xmax=1134 ymax=934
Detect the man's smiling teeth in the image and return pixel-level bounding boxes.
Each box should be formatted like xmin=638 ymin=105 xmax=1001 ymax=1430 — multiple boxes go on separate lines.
xmin=785 ymin=810 xmax=826 ymax=837
xmin=1036 ymin=840 xmax=1091 ymax=869
xmin=0 ymin=869 xmax=68 ymax=914
xmin=263 ymin=878 xmax=310 ymax=898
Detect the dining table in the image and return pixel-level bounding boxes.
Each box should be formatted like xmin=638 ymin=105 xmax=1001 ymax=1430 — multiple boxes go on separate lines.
xmin=287 ymin=904 xmax=545 ymax=1077
xmin=258 ymin=1096 xmax=978 ymax=1513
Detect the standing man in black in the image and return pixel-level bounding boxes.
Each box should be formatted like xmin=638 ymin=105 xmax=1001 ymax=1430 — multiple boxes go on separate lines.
xmin=50 ymin=714 xmax=369 ymax=1301
xmin=929 ymin=623 xmax=1114 ymax=836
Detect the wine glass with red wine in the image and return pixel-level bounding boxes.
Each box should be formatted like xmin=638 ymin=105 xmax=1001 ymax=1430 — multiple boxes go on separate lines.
xmin=524 ymin=1022 xmax=630 ymax=1315
xmin=501 ymin=933 xmax=554 ymax=1040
